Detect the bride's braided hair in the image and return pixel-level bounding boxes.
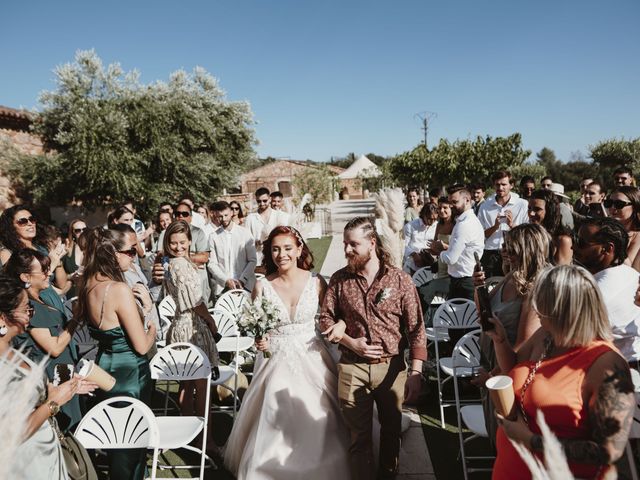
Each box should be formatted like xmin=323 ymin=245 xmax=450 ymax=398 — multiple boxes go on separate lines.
xmin=262 ymin=226 xmax=315 ymax=275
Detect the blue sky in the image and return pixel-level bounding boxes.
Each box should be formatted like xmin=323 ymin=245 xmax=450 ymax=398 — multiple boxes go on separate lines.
xmin=2 ymin=0 xmax=639 ymax=163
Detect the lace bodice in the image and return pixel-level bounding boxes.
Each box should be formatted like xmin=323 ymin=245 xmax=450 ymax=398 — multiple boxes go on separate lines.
xmin=260 ymin=273 xmax=318 ymax=335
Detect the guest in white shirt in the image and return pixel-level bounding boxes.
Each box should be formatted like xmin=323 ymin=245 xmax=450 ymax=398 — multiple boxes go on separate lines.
xmin=270 ymin=191 xmax=291 ymax=225
xmin=208 ymin=201 xmax=257 ymax=297
xmin=574 ymin=217 xmax=640 ymax=365
xmin=430 ymin=185 xmax=485 ymax=300
xmin=403 ymin=203 xmax=438 ymax=274
xmin=477 ymin=171 xmax=529 ymax=276
xmin=179 ymin=196 xmax=207 ymax=230
xmin=245 ymin=188 xmax=289 ymax=265
xmin=195 ymin=204 xmax=217 ymax=241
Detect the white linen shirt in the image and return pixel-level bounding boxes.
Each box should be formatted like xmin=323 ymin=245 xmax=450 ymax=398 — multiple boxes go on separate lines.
xmin=439 ymin=209 xmax=485 ymax=278
xmin=403 ymin=219 xmax=437 ymax=259
xmin=208 ymin=223 xmax=257 ymax=296
xmin=594 ymin=264 xmax=640 ymax=361
xmin=477 ymin=192 xmax=529 ymax=250
xmin=245 ymin=208 xmax=289 ymax=264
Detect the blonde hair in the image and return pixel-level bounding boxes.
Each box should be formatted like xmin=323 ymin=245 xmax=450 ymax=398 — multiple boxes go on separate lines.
xmin=531 ymin=265 xmax=611 ymax=347
xmin=504 ymin=224 xmax=551 ymax=296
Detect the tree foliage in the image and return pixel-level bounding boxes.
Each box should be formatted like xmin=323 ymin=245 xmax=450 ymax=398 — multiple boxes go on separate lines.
xmin=589 ymin=138 xmax=640 ymax=181
xmin=9 ymin=50 xmax=255 ymax=216
xmin=292 ymin=165 xmax=335 ymax=208
xmin=387 ymin=133 xmax=531 ymax=188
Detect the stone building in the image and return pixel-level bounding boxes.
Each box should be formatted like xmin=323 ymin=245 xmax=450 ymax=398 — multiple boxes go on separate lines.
xmin=0 ymin=105 xmax=45 ymax=209
xmin=240 ymin=159 xmax=344 ymax=197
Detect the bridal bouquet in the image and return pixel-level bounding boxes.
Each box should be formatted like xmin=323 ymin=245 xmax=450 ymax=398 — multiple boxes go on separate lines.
xmin=239 ymin=297 xmax=280 ymax=358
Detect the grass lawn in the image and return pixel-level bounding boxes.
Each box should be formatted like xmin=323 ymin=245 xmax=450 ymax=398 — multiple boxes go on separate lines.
xmin=306 ymin=236 xmax=332 ymax=273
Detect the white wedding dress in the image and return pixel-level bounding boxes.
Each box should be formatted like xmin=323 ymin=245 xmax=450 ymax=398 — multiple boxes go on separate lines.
xmin=224 ymin=273 xmax=350 ymax=479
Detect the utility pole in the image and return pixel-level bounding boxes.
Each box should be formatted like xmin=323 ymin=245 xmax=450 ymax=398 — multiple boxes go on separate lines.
xmin=414 ymin=111 xmax=437 ymax=148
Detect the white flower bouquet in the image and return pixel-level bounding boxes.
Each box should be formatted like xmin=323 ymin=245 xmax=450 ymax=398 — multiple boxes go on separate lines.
xmin=239 ymin=297 xmax=280 ymax=358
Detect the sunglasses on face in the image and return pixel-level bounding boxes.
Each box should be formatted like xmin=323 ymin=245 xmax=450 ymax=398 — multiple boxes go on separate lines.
xmin=603 ymin=199 xmax=632 ymax=210
xmin=12 ymin=306 xmax=35 ymax=320
xmin=118 ymin=247 xmax=137 ymax=258
xmin=174 ymin=211 xmax=191 ymax=218
xmin=15 ymin=216 xmax=36 ymax=226
xmin=230 ymin=207 xmax=240 ymax=211
xmin=73 ymin=227 xmax=86 ymax=234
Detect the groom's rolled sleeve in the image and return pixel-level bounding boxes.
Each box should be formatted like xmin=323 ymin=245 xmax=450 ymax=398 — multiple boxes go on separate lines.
xmin=401 ymin=278 xmax=428 ymax=362
xmin=318 ymin=275 xmax=339 ymax=331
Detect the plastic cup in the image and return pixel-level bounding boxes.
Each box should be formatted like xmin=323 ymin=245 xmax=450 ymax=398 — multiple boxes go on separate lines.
xmin=486 ymin=375 xmax=515 ymax=419
xmin=78 ymin=359 xmax=116 ymax=392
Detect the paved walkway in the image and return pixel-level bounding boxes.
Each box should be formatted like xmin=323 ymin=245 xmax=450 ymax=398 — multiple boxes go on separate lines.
xmin=320 ymin=198 xmax=435 ymax=480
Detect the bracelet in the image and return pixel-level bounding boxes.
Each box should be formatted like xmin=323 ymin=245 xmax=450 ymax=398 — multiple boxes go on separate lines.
xmin=408 ymin=369 xmax=424 ymax=377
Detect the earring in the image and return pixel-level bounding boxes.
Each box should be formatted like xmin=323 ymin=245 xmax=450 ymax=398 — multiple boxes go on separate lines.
xmin=24 ymin=282 xmax=31 ymax=289
xmin=0 ymin=324 xmax=7 ymax=337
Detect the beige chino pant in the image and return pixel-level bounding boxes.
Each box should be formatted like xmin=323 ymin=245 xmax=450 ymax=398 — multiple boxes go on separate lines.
xmin=338 ymin=355 xmax=407 ymax=480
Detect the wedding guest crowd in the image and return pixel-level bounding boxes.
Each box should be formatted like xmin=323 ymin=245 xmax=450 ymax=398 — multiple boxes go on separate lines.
xmin=1 ymin=166 xmax=640 ymax=480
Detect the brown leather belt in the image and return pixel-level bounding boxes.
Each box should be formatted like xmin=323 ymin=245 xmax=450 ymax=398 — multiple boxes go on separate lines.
xmin=366 ymin=356 xmax=392 ymax=365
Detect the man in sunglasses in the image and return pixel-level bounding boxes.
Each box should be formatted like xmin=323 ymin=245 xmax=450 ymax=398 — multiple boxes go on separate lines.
xmin=574 ymin=217 xmax=640 ymax=369
xmin=245 ymin=187 xmax=290 ymax=265
xmin=178 ymin=196 xmax=207 ymax=230
xmin=153 ymin=202 xmax=212 ymax=303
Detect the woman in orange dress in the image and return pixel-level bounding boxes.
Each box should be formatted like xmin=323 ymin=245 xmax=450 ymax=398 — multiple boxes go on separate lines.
xmin=487 ymin=265 xmax=635 ymax=479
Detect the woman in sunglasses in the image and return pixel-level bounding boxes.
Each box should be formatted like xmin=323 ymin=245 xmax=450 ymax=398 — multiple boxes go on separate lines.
xmin=77 ymin=227 xmax=157 ymax=479
xmin=4 ymin=248 xmax=83 ymax=432
xmin=0 ymin=206 xmax=68 ymax=313
xmin=606 ymin=186 xmax=640 ymax=268
xmin=229 ymin=200 xmax=245 ymax=225
xmin=108 ymin=205 xmax=145 ymax=259
xmin=0 ymin=274 xmax=97 ymax=480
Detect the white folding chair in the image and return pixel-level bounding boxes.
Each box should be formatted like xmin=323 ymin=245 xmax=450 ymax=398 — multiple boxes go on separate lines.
xmin=432 ymin=298 xmax=479 ymax=428
xmin=449 ymin=330 xmax=493 ymax=480
xmin=156 ymin=295 xmax=176 ymax=345
xmin=64 ymin=296 xmax=99 ymax=360
xmin=74 ymin=396 xmax=161 ymax=480
xmin=214 ymin=289 xmax=250 ymax=319
xmin=150 ymin=343 xmax=214 ymax=478
xmin=209 ymin=308 xmax=254 ymax=418
xmin=63 ymin=296 xmax=77 ymax=322
xmin=412 ymin=266 xmax=435 ymax=288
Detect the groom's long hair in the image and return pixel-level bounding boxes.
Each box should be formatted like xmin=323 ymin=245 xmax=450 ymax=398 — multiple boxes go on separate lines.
xmin=344 ymin=216 xmax=391 ymax=268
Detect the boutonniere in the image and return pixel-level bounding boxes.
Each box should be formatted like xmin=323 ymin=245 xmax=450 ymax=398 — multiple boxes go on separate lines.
xmin=375 ymin=288 xmax=393 ymax=305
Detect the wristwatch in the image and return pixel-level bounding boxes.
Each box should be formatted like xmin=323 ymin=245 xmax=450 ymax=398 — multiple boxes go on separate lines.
xmin=48 ymin=400 xmax=60 ymax=417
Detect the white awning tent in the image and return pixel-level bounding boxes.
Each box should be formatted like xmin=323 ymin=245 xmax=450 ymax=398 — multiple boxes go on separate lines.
xmin=337 ymin=155 xmax=381 ymax=179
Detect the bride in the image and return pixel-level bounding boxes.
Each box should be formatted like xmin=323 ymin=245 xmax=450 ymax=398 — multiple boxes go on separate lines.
xmin=224 ymin=226 xmax=350 ymax=479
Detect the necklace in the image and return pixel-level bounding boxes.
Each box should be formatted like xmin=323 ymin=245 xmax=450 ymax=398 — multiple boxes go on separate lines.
xmin=519 ymin=334 xmax=554 ymax=426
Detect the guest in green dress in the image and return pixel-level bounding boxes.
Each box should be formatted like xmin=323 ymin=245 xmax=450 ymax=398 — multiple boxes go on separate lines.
xmin=0 ymin=206 xmax=69 ymax=311
xmin=0 ymin=275 xmax=97 ymax=480
xmin=62 ymin=219 xmax=87 ymax=298
xmin=77 ymin=227 xmax=157 ymax=480
xmin=4 ymin=248 xmax=82 ymax=432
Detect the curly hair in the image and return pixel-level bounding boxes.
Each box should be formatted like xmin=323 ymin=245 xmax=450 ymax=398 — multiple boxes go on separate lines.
xmin=530 ymin=189 xmax=562 ymax=237
xmin=262 ymin=226 xmax=315 ymax=275
xmin=0 ymin=206 xmax=47 ymax=253
xmin=343 ymin=217 xmax=390 ymax=268
xmin=503 ymin=224 xmax=551 ymax=296
xmin=3 ymin=248 xmax=51 ymax=288
xmin=580 ymin=217 xmax=629 ymax=266
xmin=75 ymin=228 xmax=128 ymax=325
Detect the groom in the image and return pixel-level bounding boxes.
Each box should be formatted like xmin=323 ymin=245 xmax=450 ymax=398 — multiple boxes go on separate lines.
xmin=320 ymin=216 xmax=427 ymax=480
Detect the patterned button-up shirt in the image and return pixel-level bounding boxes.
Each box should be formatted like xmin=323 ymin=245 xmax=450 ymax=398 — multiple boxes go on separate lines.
xmin=319 ymin=264 xmax=427 ymax=363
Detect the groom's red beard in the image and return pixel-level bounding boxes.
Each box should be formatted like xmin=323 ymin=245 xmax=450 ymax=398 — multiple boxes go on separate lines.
xmin=346 ymin=250 xmax=371 ymax=273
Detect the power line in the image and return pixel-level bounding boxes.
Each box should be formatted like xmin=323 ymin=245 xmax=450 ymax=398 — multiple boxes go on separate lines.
xmin=414 ymin=111 xmax=437 ymax=148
